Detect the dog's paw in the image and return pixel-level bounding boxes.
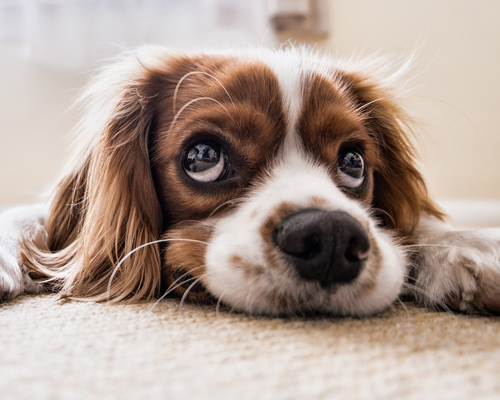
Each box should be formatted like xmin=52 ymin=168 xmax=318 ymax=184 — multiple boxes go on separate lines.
xmin=412 ymin=228 xmax=500 ymax=314
xmin=0 ymin=241 xmax=45 ymax=302
xmin=0 ymin=205 xmax=47 ymax=302
xmin=0 ymin=245 xmax=23 ymax=301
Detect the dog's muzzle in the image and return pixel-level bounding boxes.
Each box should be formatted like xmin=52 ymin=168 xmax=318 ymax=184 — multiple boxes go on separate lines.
xmin=272 ymin=209 xmax=370 ymax=286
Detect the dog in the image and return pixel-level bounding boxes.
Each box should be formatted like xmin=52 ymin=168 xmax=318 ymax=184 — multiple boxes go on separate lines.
xmin=0 ymin=46 xmax=499 ymax=316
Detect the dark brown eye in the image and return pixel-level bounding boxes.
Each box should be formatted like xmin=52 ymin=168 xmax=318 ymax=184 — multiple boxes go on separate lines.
xmin=338 ymin=150 xmax=365 ymax=188
xmin=183 ymin=142 xmax=226 ymax=182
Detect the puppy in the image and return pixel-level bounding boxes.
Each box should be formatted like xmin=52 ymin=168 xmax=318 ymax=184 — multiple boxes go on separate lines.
xmin=1 ymin=47 xmax=499 ymax=316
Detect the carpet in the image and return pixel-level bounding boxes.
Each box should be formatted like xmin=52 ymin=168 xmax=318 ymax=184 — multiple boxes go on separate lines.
xmin=1 ymin=294 xmax=500 ymax=400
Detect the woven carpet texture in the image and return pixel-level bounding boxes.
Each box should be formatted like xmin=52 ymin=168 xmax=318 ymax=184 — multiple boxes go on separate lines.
xmin=1 ymin=294 xmax=500 ymax=400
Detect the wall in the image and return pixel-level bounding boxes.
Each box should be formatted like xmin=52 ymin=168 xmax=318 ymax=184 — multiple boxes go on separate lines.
xmin=319 ymin=0 xmax=500 ymax=200
xmin=0 ymin=0 xmax=499 ymax=204
xmin=0 ymin=43 xmax=84 ymax=204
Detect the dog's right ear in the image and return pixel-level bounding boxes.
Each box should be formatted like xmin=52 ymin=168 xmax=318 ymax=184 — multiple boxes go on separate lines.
xmin=339 ymin=68 xmax=445 ymax=236
xmin=20 ymin=47 xmax=185 ymax=302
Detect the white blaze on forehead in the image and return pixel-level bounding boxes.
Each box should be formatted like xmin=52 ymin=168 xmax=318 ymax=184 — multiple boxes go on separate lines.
xmin=255 ymin=50 xmax=304 ymax=152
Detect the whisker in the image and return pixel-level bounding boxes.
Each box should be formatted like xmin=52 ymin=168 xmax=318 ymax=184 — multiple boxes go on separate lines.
xmin=370 ymin=207 xmax=396 ymax=228
xmin=401 ymin=281 xmax=456 ymax=316
xmin=173 ymin=71 xmax=235 ymax=114
xmin=387 ymin=302 xmax=397 ymax=314
xmin=208 ymin=199 xmax=239 ymax=218
xmin=36 ymin=276 xmax=60 ymax=285
xmin=396 ymin=297 xmax=410 ymax=317
xmin=402 ymin=244 xmax=463 ymax=250
xmin=170 ymin=97 xmax=235 ymax=130
xmin=244 ymin=285 xmax=262 ymax=318
xmin=228 ymin=302 xmax=239 ymax=315
xmin=216 ymin=290 xmax=227 ymax=318
xmin=149 ymin=268 xmax=207 ymax=311
xmin=402 ymin=281 xmax=430 ymax=297
xmin=408 ymin=94 xmax=479 ymax=139
xmin=169 ymin=220 xmax=213 ymax=229
xmin=151 ymin=277 xmax=199 ymax=311
xmin=355 ymin=96 xmax=389 ymax=114
xmin=178 ymin=276 xmax=205 ymax=312
xmin=106 ymin=238 xmax=208 ymax=302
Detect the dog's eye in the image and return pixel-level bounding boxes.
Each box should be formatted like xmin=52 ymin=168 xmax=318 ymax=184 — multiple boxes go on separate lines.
xmin=338 ymin=150 xmax=364 ymax=188
xmin=183 ymin=142 xmax=227 ymax=183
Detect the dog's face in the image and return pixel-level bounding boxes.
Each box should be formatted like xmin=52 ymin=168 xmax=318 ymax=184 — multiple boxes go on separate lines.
xmin=148 ymin=49 xmax=423 ymax=317
xmin=22 ymin=47 xmax=441 ymax=316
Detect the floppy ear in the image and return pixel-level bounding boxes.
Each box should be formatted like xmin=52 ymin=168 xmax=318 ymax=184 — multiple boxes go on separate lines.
xmin=21 ymin=49 xmax=171 ymax=302
xmin=341 ymin=70 xmax=444 ymax=235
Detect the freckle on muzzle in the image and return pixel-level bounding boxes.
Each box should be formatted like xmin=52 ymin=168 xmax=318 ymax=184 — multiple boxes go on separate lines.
xmin=272 ymin=209 xmax=370 ymax=286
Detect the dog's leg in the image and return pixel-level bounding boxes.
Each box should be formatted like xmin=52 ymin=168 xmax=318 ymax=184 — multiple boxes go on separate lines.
xmin=410 ymin=214 xmax=500 ymax=313
xmin=0 ymin=204 xmax=47 ymax=301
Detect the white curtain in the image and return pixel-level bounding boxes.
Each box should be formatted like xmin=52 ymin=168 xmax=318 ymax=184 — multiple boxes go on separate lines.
xmin=0 ymin=0 xmax=277 ymax=70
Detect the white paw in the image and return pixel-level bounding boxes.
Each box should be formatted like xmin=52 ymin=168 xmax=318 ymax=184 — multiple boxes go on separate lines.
xmin=413 ymin=228 xmax=500 ymax=313
xmin=0 ymin=204 xmax=47 ymax=302
xmin=0 ymin=245 xmax=24 ymax=301
xmin=0 ymin=239 xmax=45 ymax=302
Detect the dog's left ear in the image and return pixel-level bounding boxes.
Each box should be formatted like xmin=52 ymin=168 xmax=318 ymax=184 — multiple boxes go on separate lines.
xmin=342 ymin=71 xmax=444 ymax=235
xmin=20 ymin=48 xmax=180 ymax=301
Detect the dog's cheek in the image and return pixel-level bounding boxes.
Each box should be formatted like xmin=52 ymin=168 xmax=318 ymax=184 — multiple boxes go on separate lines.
xmin=162 ymin=223 xmax=215 ymax=303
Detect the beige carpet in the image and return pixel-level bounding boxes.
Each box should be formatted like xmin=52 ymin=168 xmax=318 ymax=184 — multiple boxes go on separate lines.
xmin=1 ymin=294 xmax=500 ymax=400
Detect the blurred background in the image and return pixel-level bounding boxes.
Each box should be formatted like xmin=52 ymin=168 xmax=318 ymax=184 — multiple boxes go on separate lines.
xmin=1 ymin=0 xmax=499 ymax=225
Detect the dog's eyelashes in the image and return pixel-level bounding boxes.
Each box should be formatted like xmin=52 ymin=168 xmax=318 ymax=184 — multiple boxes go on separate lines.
xmin=183 ymin=141 xmax=228 ymax=183
xmin=338 ymin=149 xmax=365 ymax=188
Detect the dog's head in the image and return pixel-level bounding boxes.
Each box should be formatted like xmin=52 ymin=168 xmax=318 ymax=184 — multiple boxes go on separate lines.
xmin=22 ymin=47 xmax=443 ymax=316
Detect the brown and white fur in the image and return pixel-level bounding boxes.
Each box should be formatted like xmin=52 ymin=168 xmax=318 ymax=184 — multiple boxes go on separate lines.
xmin=1 ymin=46 xmax=499 ymax=316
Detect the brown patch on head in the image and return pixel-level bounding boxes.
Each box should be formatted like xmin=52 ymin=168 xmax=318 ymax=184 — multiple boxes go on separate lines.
xmin=162 ymin=221 xmax=215 ymax=302
xmin=298 ymin=74 xmax=378 ymax=205
xmin=149 ymin=58 xmax=288 ymax=227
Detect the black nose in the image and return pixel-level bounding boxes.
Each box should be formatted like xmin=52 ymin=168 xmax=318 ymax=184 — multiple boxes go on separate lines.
xmin=272 ymin=209 xmax=370 ymax=286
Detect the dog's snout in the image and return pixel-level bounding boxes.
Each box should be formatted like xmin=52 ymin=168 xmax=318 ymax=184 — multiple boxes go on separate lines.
xmin=272 ymin=209 xmax=370 ymax=286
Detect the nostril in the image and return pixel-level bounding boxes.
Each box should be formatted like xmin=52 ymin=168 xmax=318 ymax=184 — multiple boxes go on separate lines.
xmin=344 ymin=235 xmax=370 ymax=263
